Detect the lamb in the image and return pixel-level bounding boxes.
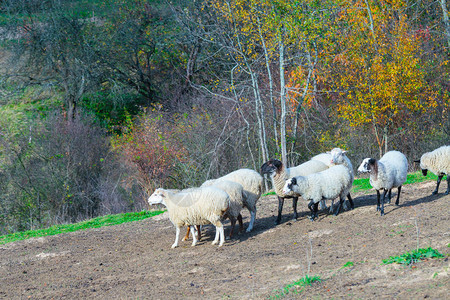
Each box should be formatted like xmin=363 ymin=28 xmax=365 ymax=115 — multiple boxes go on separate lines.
xmin=200 ymin=180 xmax=246 ymax=238
xmin=415 ymin=145 xmax=450 ymax=195
xmin=148 ymin=187 xmax=230 ymax=248
xmin=282 ymin=164 xmax=353 ymax=221
xmin=201 ymin=168 xmax=263 ymax=232
xmin=357 ymin=150 xmax=408 ymax=216
xmin=261 ymin=158 xmax=329 ymax=224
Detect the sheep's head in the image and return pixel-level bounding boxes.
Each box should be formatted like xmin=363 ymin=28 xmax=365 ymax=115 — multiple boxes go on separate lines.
xmin=413 ymin=158 xmax=428 ymax=176
xmin=329 ymin=148 xmax=347 ymax=165
xmin=261 ymin=159 xmax=283 ymax=175
xmin=148 ymin=188 xmax=166 ymax=207
xmin=358 ymin=158 xmax=378 ymax=178
xmin=282 ymin=177 xmax=297 ymax=194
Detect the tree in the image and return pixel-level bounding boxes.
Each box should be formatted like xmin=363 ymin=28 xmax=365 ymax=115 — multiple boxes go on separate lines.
xmin=326 ymin=0 xmax=436 ymax=156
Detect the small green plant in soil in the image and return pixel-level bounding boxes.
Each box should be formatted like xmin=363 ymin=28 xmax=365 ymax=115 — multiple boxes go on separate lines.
xmin=382 ymin=247 xmax=444 ymax=266
xmin=270 ymin=274 xmax=321 ymax=299
xmin=0 ymin=210 xmax=165 ymax=245
xmin=341 ymin=261 xmax=354 ymax=269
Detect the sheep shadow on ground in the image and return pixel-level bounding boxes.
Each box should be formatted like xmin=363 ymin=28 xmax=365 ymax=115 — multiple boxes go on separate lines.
xmin=348 ymin=189 xmax=447 ymax=216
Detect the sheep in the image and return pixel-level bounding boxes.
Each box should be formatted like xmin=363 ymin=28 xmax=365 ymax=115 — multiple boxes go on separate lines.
xmin=357 ymin=150 xmax=408 ymax=216
xmin=162 ymin=189 xmax=201 ymax=242
xmin=201 ymin=168 xmax=263 ymax=232
xmin=148 ymin=187 xmax=230 ymax=248
xmin=328 ymin=148 xmax=355 ymax=211
xmin=261 ymin=158 xmax=329 ymax=224
xmin=415 ymin=145 xmax=450 ymax=195
xmin=282 ymin=164 xmax=353 ymax=221
xmin=201 ymin=180 xmax=246 ymax=239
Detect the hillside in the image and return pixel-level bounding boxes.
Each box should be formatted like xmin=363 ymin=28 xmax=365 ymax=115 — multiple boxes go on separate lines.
xmin=0 ymin=180 xmax=449 ymax=299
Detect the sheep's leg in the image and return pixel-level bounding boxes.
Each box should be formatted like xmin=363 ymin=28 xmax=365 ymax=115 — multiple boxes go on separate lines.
xmin=328 ymin=200 xmax=334 ymax=214
xmin=275 ymin=197 xmax=284 ymax=225
xmin=237 ymin=213 xmax=244 ymax=233
xmin=380 ymin=189 xmax=388 ymax=216
xmin=319 ymin=200 xmax=328 ymax=211
xmin=376 ymin=190 xmax=381 ymax=212
xmin=212 ymin=221 xmax=225 ymax=246
xmin=395 ymin=186 xmax=402 ymax=205
xmin=172 ymin=226 xmax=181 ymax=248
xmin=334 ymin=195 xmax=345 ymax=216
xmin=433 ymin=175 xmax=444 ymax=195
xmin=196 ymin=225 xmax=202 ymax=241
xmin=182 ymin=226 xmax=191 ymax=241
xmin=190 ymin=225 xmax=198 ymax=247
xmin=347 ymin=193 xmax=354 ymax=210
xmin=386 ymin=189 xmax=392 ymax=204
xmin=308 ymin=200 xmax=318 ymax=221
xmin=292 ymin=197 xmax=299 ymax=220
xmin=247 ymin=208 xmax=256 ymax=232
xmin=446 ymin=176 xmax=450 ymax=195
xmin=228 ymin=216 xmax=236 ymax=240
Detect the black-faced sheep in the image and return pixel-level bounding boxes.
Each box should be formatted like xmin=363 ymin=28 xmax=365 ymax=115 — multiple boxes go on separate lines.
xmin=261 ymin=158 xmax=329 ymax=224
xmin=357 ymin=150 xmax=408 ymax=216
xmin=282 ymin=164 xmax=353 ymax=221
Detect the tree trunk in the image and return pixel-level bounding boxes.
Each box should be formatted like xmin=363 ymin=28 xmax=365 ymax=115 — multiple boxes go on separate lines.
xmin=279 ymin=29 xmax=287 ymax=167
xmin=440 ymin=0 xmax=450 ymax=50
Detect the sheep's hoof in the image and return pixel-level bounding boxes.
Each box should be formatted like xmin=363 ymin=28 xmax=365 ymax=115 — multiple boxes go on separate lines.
xmin=380 ymin=210 xmax=385 ymax=216
xmin=432 ymin=190 xmax=438 ymax=195
xmin=246 ymin=227 xmax=253 ymax=233
xmin=171 ymin=244 xmax=178 ymax=249
xmin=308 ymin=215 xmax=315 ymax=221
xmin=376 ymin=206 xmax=381 ymax=211
xmin=445 ymin=191 xmax=449 ymax=195
xmin=212 ymin=241 xmax=218 ymax=245
xmin=182 ymin=237 xmax=188 ymax=241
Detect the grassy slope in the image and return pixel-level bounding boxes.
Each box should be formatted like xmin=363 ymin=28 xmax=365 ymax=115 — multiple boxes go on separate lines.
xmin=1 ymin=171 xmax=442 ymax=245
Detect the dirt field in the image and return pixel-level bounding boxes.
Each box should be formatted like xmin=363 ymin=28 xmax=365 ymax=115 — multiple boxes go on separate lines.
xmin=0 ymin=180 xmax=449 ymax=299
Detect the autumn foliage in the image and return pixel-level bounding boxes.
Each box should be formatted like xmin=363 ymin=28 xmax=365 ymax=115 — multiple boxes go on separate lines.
xmin=111 ymin=112 xmax=187 ymax=193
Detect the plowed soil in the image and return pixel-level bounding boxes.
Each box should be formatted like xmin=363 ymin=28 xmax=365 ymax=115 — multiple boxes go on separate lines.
xmin=1 ymin=180 xmax=449 ymax=299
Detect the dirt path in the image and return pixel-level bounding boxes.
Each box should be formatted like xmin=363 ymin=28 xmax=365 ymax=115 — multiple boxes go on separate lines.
xmin=1 ymin=181 xmax=449 ymax=299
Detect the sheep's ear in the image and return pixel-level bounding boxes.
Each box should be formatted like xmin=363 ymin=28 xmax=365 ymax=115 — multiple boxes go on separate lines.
xmin=342 ymin=151 xmax=347 ymax=154
xmin=291 ymin=177 xmax=297 ymax=185
xmin=413 ymin=159 xmax=420 ymax=163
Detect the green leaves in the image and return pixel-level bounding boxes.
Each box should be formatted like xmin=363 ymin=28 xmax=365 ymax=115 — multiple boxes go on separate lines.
xmin=382 ymin=247 xmax=444 ymax=266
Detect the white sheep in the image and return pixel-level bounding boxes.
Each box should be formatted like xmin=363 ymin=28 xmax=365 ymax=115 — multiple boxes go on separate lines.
xmin=202 ymin=168 xmax=263 ymax=232
xmin=201 ymin=180 xmax=246 ymax=238
xmin=282 ymin=164 xmax=353 ymax=221
xmin=148 ymin=187 xmax=230 ymax=248
xmin=328 ymin=148 xmax=355 ymax=211
xmin=415 ymin=145 xmax=450 ymax=195
xmin=261 ymin=158 xmax=329 ymax=224
xmin=357 ymin=150 xmax=408 ymax=216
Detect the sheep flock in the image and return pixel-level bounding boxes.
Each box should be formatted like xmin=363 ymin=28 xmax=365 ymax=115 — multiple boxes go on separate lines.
xmin=148 ymin=145 xmax=449 ymax=248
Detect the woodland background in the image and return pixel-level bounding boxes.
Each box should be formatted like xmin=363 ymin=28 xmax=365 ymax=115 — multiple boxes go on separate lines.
xmin=0 ymin=0 xmax=448 ymax=234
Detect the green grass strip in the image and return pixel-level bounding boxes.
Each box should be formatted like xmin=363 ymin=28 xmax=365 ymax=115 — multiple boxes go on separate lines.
xmin=0 ymin=210 xmax=165 ymax=245
xmin=270 ymin=275 xmax=321 ymax=299
xmin=382 ymin=247 xmax=444 ymax=266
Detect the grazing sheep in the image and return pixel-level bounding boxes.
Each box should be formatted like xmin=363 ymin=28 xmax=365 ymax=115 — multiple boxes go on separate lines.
xmin=261 ymin=158 xmax=329 ymax=224
xmin=282 ymin=164 xmax=353 ymax=221
xmin=357 ymin=151 xmax=408 ymax=216
xmin=415 ymin=145 xmax=450 ymax=195
xmin=201 ymin=180 xmax=246 ymax=238
xmin=202 ymin=169 xmax=263 ymax=232
xmin=148 ymin=187 xmax=230 ymax=248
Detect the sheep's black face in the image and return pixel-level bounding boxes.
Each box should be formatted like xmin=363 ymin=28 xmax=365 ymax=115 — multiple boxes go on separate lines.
xmin=422 ymin=169 xmax=428 ymax=176
xmin=357 ymin=158 xmax=376 ymax=173
xmin=288 ymin=177 xmax=297 ymax=190
xmin=261 ymin=159 xmax=282 ymax=175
